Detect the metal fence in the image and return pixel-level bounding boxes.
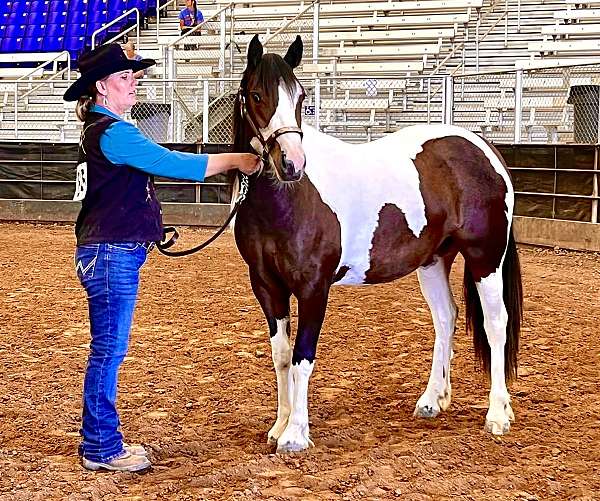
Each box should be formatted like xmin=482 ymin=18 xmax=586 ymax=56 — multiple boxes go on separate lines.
xmin=0 ymin=68 xmax=599 ymax=225
xmin=3 ymin=67 xmax=600 ymax=147
xmin=453 ymin=63 xmax=600 ymax=145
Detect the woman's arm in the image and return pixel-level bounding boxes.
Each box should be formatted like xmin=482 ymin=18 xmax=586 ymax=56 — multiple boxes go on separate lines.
xmin=205 ymin=152 xmax=260 ymax=177
xmin=100 ymin=120 xmax=259 ymax=181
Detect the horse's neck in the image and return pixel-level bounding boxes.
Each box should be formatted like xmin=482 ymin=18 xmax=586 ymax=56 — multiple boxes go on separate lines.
xmin=241 ymin=126 xmax=352 ymax=220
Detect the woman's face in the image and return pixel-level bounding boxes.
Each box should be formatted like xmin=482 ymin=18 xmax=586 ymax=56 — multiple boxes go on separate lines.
xmin=96 ymin=70 xmax=137 ymax=115
xmin=185 ymin=0 xmax=194 ymax=8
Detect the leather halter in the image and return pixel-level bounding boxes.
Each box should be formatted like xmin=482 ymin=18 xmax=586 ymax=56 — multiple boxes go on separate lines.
xmin=237 ymin=87 xmax=303 ymax=170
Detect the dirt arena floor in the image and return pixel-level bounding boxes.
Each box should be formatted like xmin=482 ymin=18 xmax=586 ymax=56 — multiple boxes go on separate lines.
xmin=0 ymin=222 xmax=599 ymax=501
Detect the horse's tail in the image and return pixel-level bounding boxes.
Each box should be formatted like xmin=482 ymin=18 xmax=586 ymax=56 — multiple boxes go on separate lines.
xmin=463 ymin=229 xmax=523 ymax=381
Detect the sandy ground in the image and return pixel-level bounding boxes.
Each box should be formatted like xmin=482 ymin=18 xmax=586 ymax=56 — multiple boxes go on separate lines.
xmin=0 ymin=222 xmax=599 ymax=501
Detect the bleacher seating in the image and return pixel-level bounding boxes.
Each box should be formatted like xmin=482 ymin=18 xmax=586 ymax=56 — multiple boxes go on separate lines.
xmin=4 ymin=0 xmax=600 ymax=144
xmin=0 ymin=0 xmax=150 ymax=63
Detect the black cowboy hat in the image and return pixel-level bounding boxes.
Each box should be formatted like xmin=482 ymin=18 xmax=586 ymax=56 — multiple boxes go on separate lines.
xmin=63 ymin=43 xmax=155 ymax=102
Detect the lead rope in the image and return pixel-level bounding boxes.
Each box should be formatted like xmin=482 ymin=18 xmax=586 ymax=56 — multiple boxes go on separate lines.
xmin=155 ymin=172 xmax=249 ymax=257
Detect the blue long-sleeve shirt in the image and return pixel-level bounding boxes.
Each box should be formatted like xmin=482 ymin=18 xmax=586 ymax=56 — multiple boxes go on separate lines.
xmin=92 ymin=104 xmax=208 ymax=182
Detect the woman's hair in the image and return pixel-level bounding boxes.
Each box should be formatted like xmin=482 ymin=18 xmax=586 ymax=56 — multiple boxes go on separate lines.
xmin=191 ymin=0 xmax=197 ymax=22
xmin=75 ymin=83 xmax=98 ymax=122
xmin=75 ymin=76 xmax=109 ymax=121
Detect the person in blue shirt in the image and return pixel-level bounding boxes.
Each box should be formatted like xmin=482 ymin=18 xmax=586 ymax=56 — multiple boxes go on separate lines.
xmin=63 ymin=43 xmax=259 ymax=473
xmin=179 ymin=0 xmax=203 ymax=35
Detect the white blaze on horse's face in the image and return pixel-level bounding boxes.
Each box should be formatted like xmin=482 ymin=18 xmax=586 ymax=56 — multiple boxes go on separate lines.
xmin=259 ymin=79 xmax=305 ymax=181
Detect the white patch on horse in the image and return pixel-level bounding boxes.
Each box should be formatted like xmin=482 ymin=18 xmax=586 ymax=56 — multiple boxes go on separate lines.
xmin=414 ymin=257 xmax=457 ymax=418
xmin=268 ymin=317 xmax=293 ymax=444
xmin=476 ymin=268 xmax=515 ymax=435
xmin=259 ymin=80 xmax=304 ymax=173
xmin=301 ymin=124 xmax=513 ymax=285
xmin=276 ymin=359 xmax=315 ymax=452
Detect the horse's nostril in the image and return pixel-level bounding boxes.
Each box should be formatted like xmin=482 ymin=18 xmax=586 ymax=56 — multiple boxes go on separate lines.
xmin=285 ymin=159 xmax=295 ymax=172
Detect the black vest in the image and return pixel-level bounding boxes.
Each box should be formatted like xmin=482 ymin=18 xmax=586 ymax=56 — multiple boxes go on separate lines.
xmin=74 ymin=112 xmax=163 ymax=245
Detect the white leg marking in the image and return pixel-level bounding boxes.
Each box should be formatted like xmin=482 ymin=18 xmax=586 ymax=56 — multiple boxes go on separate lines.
xmin=414 ymin=258 xmax=457 ymax=418
xmin=268 ymin=317 xmax=293 ymax=444
xmin=276 ymin=359 xmax=315 ymax=453
xmin=476 ymin=269 xmax=514 ymax=435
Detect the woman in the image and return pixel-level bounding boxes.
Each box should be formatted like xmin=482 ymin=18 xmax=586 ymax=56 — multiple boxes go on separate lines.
xmin=179 ymin=0 xmax=203 ymax=35
xmin=63 ymin=43 xmax=259 ymax=473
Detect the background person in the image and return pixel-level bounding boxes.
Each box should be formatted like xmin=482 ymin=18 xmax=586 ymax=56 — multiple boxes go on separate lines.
xmin=122 ymin=40 xmax=145 ymax=79
xmin=179 ymin=0 xmax=203 ymax=35
xmin=63 ymin=43 xmax=259 ymax=473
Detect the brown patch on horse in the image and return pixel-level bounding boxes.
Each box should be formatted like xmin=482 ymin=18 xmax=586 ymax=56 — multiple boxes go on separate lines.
xmin=235 ymin=175 xmax=343 ymax=295
xmin=365 ymin=136 xmax=508 ymax=284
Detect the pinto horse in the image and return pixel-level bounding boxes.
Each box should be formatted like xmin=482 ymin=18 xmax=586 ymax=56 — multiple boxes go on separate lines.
xmin=233 ymin=35 xmax=523 ymax=453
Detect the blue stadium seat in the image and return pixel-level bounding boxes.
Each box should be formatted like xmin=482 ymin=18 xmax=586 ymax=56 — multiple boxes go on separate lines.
xmin=46 ymin=23 xmax=66 ymax=37
xmin=28 ymin=10 xmax=48 ymax=23
xmin=48 ymin=0 xmax=67 ymax=11
xmin=86 ymin=21 xmax=105 ymax=34
xmin=107 ymin=10 xmax=127 ymax=26
xmin=127 ymin=0 xmax=143 ymax=9
xmin=22 ymin=36 xmax=43 ymax=51
xmin=25 ymin=23 xmax=46 ymax=37
xmin=68 ymin=0 xmax=88 ymax=11
xmin=89 ymin=0 xmax=107 ymax=10
xmin=64 ymin=35 xmax=85 ymax=53
xmin=5 ymin=10 xmax=28 ymax=23
xmin=66 ymin=23 xmax=86 ymax=37
xmin=67 ymin=10 xmax=87 ymax=24
xmin=107 ymin=0 xmax=125 ymax=9
xmin=88 ymin=9 xmax=107 ymax=23
xmin=0 ymin=37 xmax=23 ymax=52
xmin=29 ymin=0 xmax=49 ymax=12
xmin=86 ymin=22 xmax=108 ymax=44
xmin=11 ymin=1 xmax=30 ymax=14
xmin=42 ymin=35 xmax=63 ymax=51
xmin=5 ymin=24 xmax=27 ymax=38
xmin=0 ymin=24 xmax=6 ymax=39
xmin=0 ymin=1 xmax=10 ymax=15
xmin=46 ymin=9 xmax=66 ymax=23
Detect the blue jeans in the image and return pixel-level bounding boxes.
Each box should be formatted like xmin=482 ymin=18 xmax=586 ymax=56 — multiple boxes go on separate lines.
xmin=74 ymin=242 xmax=151 ymax=462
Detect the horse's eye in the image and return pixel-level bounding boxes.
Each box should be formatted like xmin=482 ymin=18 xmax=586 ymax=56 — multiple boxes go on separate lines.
xmin=251 ymin=93 xmax=261 ymax=103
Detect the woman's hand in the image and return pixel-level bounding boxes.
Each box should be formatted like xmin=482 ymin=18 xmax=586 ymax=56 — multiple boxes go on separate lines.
xmin=205 ymin=152 xmax=261 ymax=178
xmin=234 ymin=153 xmax=261 ymax=175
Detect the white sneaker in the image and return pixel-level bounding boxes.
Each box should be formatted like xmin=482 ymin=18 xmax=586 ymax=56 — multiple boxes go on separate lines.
xmin=124 ymin=443 xmax=147 ymax=456
xmin=82 ymin=451 xmax=151 ymax=472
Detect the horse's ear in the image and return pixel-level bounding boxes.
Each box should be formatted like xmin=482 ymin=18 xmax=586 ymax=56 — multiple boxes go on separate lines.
xmin=283 ymin=35 xmax=303 ymax=69
xmin=247 ymin=34 xmax=263 ymax=70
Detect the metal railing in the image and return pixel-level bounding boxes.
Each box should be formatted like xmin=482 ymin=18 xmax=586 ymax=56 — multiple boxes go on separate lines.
xmin=91 ymin=8 xmax=141 ymax=49
xmin=156 ymin=0 xmax=178 ymax=39
xmin=452 ymin=60 xmax=600 ymax=145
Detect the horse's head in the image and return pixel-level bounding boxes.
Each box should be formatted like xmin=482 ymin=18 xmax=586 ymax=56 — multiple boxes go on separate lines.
xmin=236 ymin=34 xmax=306 ymax=183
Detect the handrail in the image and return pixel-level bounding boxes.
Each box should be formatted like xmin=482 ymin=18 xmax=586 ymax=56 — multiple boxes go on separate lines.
xmin=92 ymin=8 xmax=141 ymax=49
xmin=19 ymin=66 xmax=72 ymax=101
xmin=429 ymin=9 xmax=508 ymax=99
xmin=16 ymin=50 xmax=71 ymax=82
xmin=429 ymin=9 xmax=507 ymax=79
xmin=168 ymin=2 xmax=234 ymax=48
xmin=263 ymin=1 xmax=317 ymax=47
xmin=156 ymin=0 xmax=178 ymax=39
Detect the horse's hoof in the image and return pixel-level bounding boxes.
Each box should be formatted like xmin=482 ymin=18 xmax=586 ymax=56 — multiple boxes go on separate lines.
xmin=276 ymin=441 xmax=309 ymax=454
xmin=414 ymin=405 xmax=439 ymax=418
xmin=485 ymin=419 xmax=511 ymax=435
